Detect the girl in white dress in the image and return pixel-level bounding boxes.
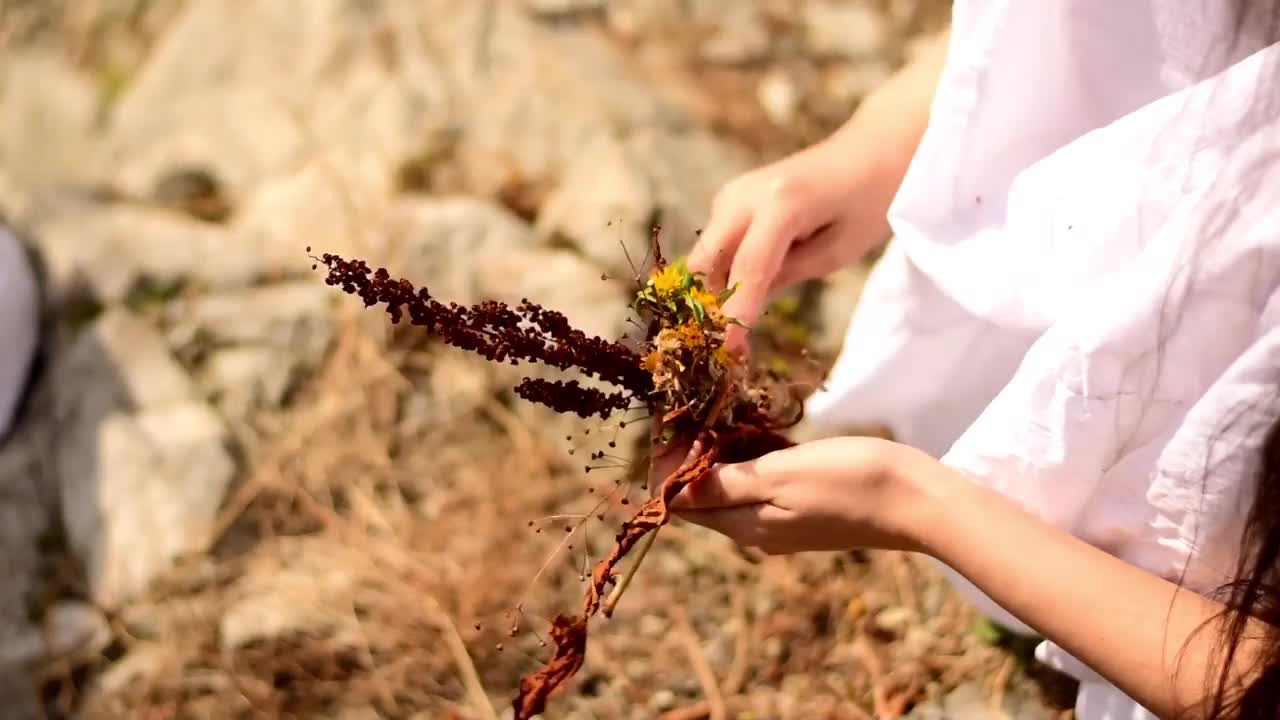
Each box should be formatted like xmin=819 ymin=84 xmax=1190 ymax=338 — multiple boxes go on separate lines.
xmin=665 ymin=2 xmax=1280 ymax=718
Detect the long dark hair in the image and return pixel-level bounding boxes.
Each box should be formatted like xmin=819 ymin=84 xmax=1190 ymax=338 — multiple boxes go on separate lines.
xmin=1203 ymin=416 xmax=1280 ymax=718
xmin=1193 ymin=4 xmax=1280 ymax=717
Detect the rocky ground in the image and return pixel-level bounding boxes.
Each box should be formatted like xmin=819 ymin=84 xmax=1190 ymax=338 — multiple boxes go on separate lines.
xmin=0 ymin=2 xmax=1077 ymax=719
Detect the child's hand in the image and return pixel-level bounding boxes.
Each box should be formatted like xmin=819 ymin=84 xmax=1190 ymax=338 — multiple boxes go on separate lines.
xmin=688 ymin=144 xmax=891 ymax=353
xmin=669 ymin=437 xmax=939 ymax=555
xmin=687 ymin=28 xmax=950 ymax=353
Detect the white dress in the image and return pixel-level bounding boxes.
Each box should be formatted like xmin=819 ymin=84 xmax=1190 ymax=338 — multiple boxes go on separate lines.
xmin=805 ymin=2 xmax=1280 ymax=718
xmin=0 ymin=224 xmax=37 ymax=441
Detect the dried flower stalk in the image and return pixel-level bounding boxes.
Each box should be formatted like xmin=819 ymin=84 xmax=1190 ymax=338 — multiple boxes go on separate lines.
xmin=310 ymin=231 xmax=803 ymax=720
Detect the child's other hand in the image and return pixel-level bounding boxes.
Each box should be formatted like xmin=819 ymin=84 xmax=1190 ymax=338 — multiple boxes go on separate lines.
xmin=670 ymin=436 xmax=940 ymax=555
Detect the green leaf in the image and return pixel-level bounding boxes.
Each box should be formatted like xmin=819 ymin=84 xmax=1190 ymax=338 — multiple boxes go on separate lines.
xmin=684 ymin=296 xmax=705 ymax=324
xmin=718 ymin=282 xmax=739 ymax=305
xmin=771 ymin=295 xmax=801 ymax=316
xmin=972 ymin=617 xmax=1004 ymax=646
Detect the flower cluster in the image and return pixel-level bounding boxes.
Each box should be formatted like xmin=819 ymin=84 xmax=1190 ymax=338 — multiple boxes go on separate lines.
xmin=513 ymin=378 xmax=633 ymax=420
xmin=312 ymin=250 xmax=652 ymax=415
xmin=312 ymin=241 xmax=806 ymax=720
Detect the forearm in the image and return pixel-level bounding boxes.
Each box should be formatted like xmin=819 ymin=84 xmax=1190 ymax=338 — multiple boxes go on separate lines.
xmin=908 ymin=462 xmax=1266 ymax=719
xmin=818 ymin=28 xmax=951 ymax=240
xmin=833 ymin=27 xmax=950 ymax=163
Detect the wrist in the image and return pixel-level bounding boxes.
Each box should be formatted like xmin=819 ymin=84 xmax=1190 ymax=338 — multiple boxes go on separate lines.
xmin=879 ymin=445 xmax=977 ymax=558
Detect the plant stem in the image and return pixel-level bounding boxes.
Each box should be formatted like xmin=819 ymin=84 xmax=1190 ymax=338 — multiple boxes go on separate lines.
xmin=603 ymin=528 xmax=659 ymax=617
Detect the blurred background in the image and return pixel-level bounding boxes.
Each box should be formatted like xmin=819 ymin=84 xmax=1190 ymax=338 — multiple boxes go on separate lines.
xmin=0 ymin=1 xmax=1076 ymax=718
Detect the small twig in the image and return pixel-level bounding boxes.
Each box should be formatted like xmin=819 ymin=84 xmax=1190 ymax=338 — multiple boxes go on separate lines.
xmin=660 ymin=701 xmax=711 ymax=720
xmin=673 ymin=608 xmax=727 ymax=720
xmin=723 ymin=588 xmax=751 ymax=696
xmin=884 ymin=677 xmax=922 ymax=719
xmin=844 ymin=700 xmax=877 ymax=720
xmin=852 ymin=637 xmax=896 ymax=720
xmin=603 ymin=529 xmax=657 ymax=617
xmin=604 ymin=378 xmax=729 ymax=617
xmin=429 ymin=601 xmax=498 ymax=720
xmin=989 ymin=655 xmax=1014 ymax=719
xmin=282 ymin=474 xmax=496 ymax=720
xmin=888 ymin=552 xmax=921 ymax=622
xmin=347 ymin=597 xmax=396 ymax=711
xmin=603 ymin=410 xmax=670 ymax=616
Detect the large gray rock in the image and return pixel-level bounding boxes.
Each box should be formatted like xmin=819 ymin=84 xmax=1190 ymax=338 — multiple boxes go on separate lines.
xmin=386 ymin=196 xmax=632 ymax=338
xmin=29 ymin=197 xmax=258 ymax=304
xmin=698 ymin=3 xmax=772 ymax=65
xmin=53 ymin=309 xmax=235 ymax=608
xmin=0 ymin=431 xmax=48 ymax=720
xmin=419 ymin=2 xmax=689 ymax=211
xmin=0 ymin=601 xmax=112 ymax=668
xmin=165 ymin=282 xmax=336 ymax=421
xmin=803 ymin=1 xmax=893 ymax=61
xmin=100 ymin=0 xmax=449 ymax=206
xmin=0 ymin=51 xmax=100 ymax=189
xmin=230 ymin=157 xmax=393 ymax=279
xmin=536 ymin=127 xmax=751 ymax=278
xmin=91 ymin=0 xmax=696 ymax=278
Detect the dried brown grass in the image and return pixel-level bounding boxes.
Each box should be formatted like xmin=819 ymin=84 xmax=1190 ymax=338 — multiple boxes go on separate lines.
xmin=46 ymin=308 xmax=1077 ymax=720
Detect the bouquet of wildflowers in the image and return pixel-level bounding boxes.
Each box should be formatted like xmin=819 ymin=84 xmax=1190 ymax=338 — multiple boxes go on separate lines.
xmin=311 ymin=231 xmax=802 ymax=718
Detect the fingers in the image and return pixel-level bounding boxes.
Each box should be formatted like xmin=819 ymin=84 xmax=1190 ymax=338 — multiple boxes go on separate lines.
xmin=769 ymin=222 xmax=844 ymax=291
xmin=676 ymin=505 xmax=766 ymax=542
xmin=670 ymin=461 xmax=770 ymax=510
xmin=720 ymin=205 xmax=797 ymax=351
xmin=688 ymin=203 xmax=749 ymax=293
xmin=676 ymin=503 xmax=793 ymax=551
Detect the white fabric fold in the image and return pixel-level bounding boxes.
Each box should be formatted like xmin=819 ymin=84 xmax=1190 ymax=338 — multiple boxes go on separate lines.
xmin=806 ymin=3 xmax=1280 ymax=717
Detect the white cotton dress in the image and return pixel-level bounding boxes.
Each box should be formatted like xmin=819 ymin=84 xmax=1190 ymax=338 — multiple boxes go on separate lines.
xmin=0 ymin=224 xmax=38 ymax=441
xmin=804 ymin=2 xmax=1280 ymax=718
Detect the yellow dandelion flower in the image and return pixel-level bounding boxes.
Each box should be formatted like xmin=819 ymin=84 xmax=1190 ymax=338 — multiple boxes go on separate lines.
xmin=712 ymin=346 xmax=732 ymax=367
xmin=642 ymin=349 xmax=663 ymax=373
xmin=654 ymin=327 xmax=682 ymax=353
xmin=675 ymin=321 xmax=705 ymax=348
xmin=689 ymin=286 xmax=726 ymax=325
xmin=650 ymin=265 xmax=684 ymax=296
xmin=689 ymin=286 xmax=719 ymax=311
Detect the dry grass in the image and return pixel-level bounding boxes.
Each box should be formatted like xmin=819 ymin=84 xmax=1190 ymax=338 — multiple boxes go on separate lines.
xmin=33 ymin=307 xmax=1078 ymax=720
